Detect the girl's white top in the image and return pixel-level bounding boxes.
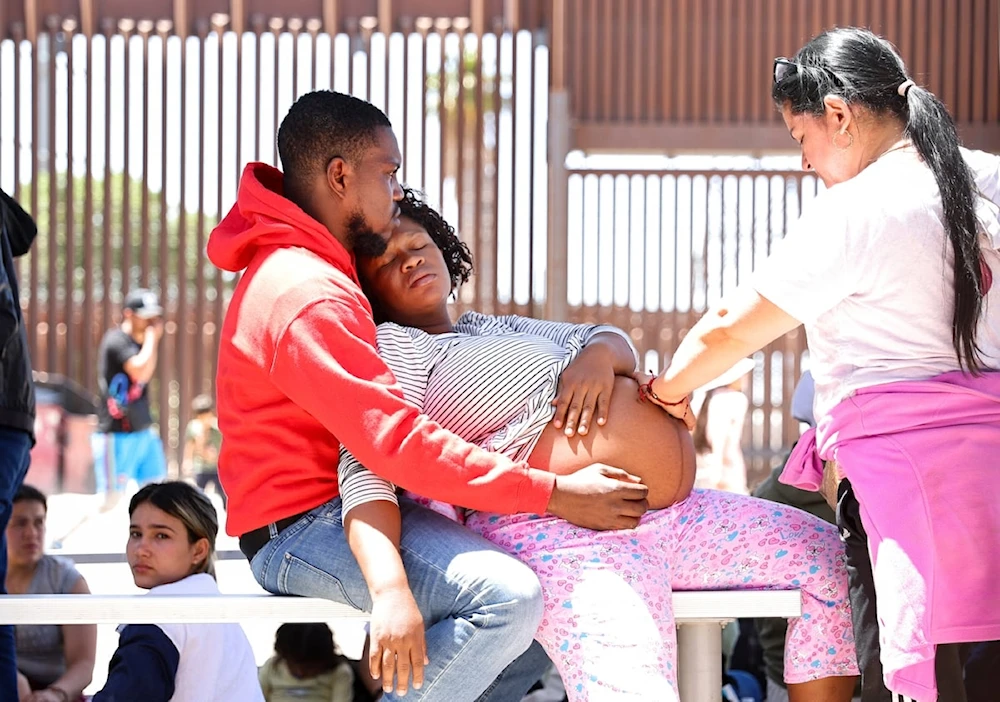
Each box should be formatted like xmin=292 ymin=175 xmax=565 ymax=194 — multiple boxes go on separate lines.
xmin=141 ymin=573 xmax=263 ymax=702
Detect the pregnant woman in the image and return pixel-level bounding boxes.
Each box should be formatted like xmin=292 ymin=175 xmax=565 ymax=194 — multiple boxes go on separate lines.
xmin=337 ymin=188 xmax=859 ymax=702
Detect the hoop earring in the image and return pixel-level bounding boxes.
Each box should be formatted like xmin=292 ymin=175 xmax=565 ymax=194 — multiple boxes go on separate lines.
xmin=833 ymin=131 xmax=854 ymax=150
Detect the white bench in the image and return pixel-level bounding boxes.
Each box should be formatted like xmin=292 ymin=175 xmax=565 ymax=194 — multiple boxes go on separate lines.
xmin=0 ymin=588 xmax=800 ymax=702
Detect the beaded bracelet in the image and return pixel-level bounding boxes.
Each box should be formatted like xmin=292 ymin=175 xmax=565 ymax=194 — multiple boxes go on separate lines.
xmin=638 ymin=374 xmax=688 ymax=406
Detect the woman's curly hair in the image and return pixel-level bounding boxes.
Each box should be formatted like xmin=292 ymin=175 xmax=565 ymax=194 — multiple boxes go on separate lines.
xmin=397 ymin=187 xmax=475 ymax=291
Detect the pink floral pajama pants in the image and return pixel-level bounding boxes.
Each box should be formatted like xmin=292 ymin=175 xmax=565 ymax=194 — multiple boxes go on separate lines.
xmin=464 ymin=488 xmax=859 ymax=701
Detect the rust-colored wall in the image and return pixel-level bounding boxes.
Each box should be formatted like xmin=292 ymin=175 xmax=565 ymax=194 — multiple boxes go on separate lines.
xmin=560 ymin=0 xmax=999 ymax=152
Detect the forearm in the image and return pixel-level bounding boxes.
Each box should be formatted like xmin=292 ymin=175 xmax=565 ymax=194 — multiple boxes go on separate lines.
xmin=653 ymin=320 xmax=749 ymax=401
xmin=587 ymin=331 xmax=638 ymax=375
xmin=345 ymin=501 xmax=410 ymax=597
xmin=274 ymin=304 xmax=557 ymax=514
xmin=654 ymin=288 xmax=798 ymax=402
xmin=127 ymin=336 xmax=160 ymax=384
xmin=50 ymin=656 xmax=95 ymax=697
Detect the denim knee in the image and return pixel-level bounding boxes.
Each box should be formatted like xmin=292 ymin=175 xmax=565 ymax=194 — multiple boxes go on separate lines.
xmin=487 ymin=558 xmax=544 ymax=653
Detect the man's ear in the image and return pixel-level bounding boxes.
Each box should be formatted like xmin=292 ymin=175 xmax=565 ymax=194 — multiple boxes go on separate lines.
xmin=326 ymin=157 xmax=350 ymax=200
xmin=822 ymin=94 xmax=854 ymax=135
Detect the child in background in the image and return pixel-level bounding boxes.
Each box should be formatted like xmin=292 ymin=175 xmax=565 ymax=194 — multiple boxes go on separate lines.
xmin=692 ymin=358 xmax=755 ymax=494
xmin=93 ymin=481 xmax=262 ymax=702
xmin=259 ymin=623 xmax=356 ymax=702
xmin=182 ymin=395 xmax=226 ymax=509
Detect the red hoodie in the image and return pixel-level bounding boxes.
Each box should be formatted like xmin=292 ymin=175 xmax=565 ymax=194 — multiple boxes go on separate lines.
xmin=208 ymin=163 xmax=556 ymax=536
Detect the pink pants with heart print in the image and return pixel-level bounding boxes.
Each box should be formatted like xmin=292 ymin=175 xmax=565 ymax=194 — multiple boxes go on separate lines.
xmin=464 ymin=488 xmax=859 ymax=701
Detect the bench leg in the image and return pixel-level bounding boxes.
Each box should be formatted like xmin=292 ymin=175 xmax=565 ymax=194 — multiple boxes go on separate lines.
xmin=677 ymin=621 xmax=723 ymax=702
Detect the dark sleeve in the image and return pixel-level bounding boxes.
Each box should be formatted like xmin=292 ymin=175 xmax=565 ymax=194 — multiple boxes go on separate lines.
xmin=92 ymin=624 xmax=179 ymax=702
xmin=107 ymin=330 xmax=138 ymax=367
xmin=0 ymin=189 xmax=37 ymax=257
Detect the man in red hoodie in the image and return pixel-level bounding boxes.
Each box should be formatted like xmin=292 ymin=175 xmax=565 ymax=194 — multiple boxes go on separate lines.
xmin=208 ymin=91 xmax=649 ymax=702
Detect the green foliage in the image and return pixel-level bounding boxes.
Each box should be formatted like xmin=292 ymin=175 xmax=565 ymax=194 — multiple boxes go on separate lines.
xmin=18 ymin=170 xmax=220 ymax=305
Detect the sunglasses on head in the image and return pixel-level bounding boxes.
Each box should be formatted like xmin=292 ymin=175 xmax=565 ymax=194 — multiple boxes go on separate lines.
xmin=773 ymin=57 xmax=798 ymax=83
xmin=774 ymin=57 xmax=845 ymax=88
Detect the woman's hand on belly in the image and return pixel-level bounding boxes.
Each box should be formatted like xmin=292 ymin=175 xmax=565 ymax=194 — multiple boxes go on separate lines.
xmin=635 ymin=370 xmax=697 ymax=430
xmin=551 ymin=343 xmax=618 ymax=437
xmin=531 ymin=376 xmax=697 ymax=509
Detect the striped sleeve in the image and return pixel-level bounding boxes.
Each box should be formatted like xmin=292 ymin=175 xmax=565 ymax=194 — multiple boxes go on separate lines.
xmin=338 ymin=445 xmax=398 ymax=517
xmin=486 ymin=313 xmax=639 ymax=370
xmin=337 ymin=323 xmax=436 ymax=518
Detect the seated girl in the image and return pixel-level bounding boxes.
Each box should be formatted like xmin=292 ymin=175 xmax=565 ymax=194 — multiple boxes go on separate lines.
xmin=340 ymin=188 xmax=859 ymax=702
xmin=93 ymin=481 xmax=263 ymax=702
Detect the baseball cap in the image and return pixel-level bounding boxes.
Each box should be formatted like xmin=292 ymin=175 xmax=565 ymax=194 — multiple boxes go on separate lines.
xmin=191 ymin=394 xmax=215 ymax=414
xmin=123 ymin=289 xmax=164 ymax=319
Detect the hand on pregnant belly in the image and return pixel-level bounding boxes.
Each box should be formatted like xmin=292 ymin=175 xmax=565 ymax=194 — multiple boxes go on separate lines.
xmin=550 ymin=343 xmax=618 ymax=437
xmin=533 ymin=376 xmax=697 ymax=509
xmin=635 ymin=370 xmax=696 ymax=430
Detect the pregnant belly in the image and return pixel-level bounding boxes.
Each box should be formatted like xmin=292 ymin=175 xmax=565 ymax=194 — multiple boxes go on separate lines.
xmin=528 ymin=375 xmax=696 ymax=509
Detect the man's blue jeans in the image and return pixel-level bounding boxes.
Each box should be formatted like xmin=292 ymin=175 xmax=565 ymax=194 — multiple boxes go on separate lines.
xmin=249 ymin=497 xmax=549 ymax=702
xmin=0 ymin=428 xmax=32 ymax=701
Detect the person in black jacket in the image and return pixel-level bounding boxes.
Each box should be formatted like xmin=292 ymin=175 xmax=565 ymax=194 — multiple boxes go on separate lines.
xmin=0 ymin=188 xmax=38 ymax=702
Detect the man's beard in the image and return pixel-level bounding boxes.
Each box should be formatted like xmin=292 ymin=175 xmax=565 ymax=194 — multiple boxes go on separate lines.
xmin=346 ymin=211 xmax=388 ymax=258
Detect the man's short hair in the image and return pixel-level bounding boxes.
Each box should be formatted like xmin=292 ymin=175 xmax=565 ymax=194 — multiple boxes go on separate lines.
xmin=277 ymin=91 xmax=392 ymax=205
xmin=14 ymin=484 xmax=47 ymax=511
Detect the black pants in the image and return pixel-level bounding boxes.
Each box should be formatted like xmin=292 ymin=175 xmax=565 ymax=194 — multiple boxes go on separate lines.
xmin=195 ymin=470 xmax=227 ymax=509
xmin=837 ymin=480 xmax=998 ymax=702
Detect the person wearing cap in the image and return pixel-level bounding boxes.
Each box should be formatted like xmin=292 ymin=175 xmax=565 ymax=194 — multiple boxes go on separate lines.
xmin=691 ymin=357 xmax=755 ymax=494
xmin=92 ymin=289 xmax=167 ymax=510
xmin=647 ymin=27 xmax=1000 ymax=702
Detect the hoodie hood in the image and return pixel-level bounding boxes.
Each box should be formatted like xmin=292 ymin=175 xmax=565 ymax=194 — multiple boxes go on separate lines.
xmin=208 ymin=162 xmax=355 ymax=280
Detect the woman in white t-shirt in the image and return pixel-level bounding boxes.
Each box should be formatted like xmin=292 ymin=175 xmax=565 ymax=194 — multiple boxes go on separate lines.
xmin=93 ymin=482 xmax=263 ymax=702
xmin=647 ymin=27 xmax=1000 ymax=702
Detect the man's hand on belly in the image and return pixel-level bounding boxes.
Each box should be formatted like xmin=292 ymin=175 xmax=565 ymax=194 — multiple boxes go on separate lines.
xmin=546 ymin=464 xmax=650 ymax=530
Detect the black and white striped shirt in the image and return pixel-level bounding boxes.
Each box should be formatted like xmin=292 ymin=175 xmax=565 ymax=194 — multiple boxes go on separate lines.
xmin=337 ymin=312 xmax=637 ymax=516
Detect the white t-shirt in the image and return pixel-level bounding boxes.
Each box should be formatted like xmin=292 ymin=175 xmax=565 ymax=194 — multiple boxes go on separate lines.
xmin=145 ymin=573 xmax=263 ymax=702
xmin=753 ymin=147 xmax=1000 ymax=419
xmin=966 ymin=147 xmax=1000 ymax=203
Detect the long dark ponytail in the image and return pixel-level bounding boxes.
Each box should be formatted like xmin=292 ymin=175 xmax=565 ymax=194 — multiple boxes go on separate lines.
xmin=773 ymin=27 xmax=985 ymax=373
